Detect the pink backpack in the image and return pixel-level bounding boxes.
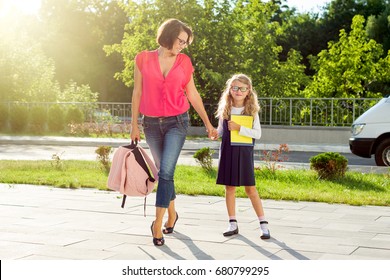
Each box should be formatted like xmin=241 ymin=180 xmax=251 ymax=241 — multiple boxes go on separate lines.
xmin=107 ymin=141 xmax=158 ymax=214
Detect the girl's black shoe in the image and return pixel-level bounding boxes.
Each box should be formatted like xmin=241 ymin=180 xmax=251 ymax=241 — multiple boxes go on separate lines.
xmin=260 ymin=230 xmax=271 ymax=240
xmin=223 ymin=219 xmax=239 ymax=236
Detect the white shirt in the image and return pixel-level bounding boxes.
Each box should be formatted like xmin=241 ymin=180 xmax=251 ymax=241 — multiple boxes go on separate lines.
xmin=217 ymin=106 xmax=262 ymax=140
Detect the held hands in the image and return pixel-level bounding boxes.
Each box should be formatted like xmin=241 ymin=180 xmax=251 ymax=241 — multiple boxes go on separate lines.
xmin=207 ymin=126 xmax=218 ymax=140
xmin=228 ymin=121 xmax=240 ymax=131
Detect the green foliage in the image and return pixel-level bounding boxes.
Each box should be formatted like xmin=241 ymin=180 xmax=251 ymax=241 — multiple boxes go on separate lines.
xmin=106 ymin=0 xmax=307 ymax=105
xmin=310 ymin=152 xmax=348 ymax=180
xmin=9 ymin=104 xmax=28 ymax=132
xmin=47 ymin=104 xmax=66 ymax=133
xmin=230 ymin=0 xmax=308 ymax=98
xmin=193 ymin=147 xmax=214 ymax=172
xmin=39 ymin=0 xmax=128 ymax=102
xmin=0 ymin=16 xmax=60 ymax=102
xmin=366 ymin=4 xmax=390 ymax=54
xmin=58 ymin=81 xmax=99 ymax=103
xmin=2 ymin=0 xmax=390 ymax=106
xmin=65 ymin=106 xmax=85 ymax=125
xmin=95 ymin=146 xmax=112 ymax=174
xmin=305 ymin=15 xmax=390 ymax=98
xmin=0 ymin=103 xmax=8 ymax=131
xmin=29 ymin=106 xmax=48 ymax=134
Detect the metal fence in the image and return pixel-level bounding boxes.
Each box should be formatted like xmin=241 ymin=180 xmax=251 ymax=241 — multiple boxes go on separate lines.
xmin=0 ymin=98 xmax=382 ymax=127
xmin=257 ymin=98 xmax=381 ymax=126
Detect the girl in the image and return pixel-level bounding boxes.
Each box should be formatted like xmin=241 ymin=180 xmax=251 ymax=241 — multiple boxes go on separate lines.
xmin=216 ymin=73 xmax=270 ymax=240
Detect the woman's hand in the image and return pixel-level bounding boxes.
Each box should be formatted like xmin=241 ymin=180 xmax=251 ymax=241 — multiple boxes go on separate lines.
xmin=228 ymin=121 xmax=240 ymax=131
xmin=130 ymin=124 xmax=141 ymax=142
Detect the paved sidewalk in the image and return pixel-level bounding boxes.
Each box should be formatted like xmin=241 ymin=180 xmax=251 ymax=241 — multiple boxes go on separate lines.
xmin=1 ymin=136 xmax=389 ymax=260
xmin=1 ymin=184 xmax=389 ymax=260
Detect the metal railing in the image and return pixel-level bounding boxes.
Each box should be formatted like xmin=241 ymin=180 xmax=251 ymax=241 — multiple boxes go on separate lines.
xmin=1 ymin=98 xmax=382 ymax=127
xmin=257 ymin=98 xmax=381 ymax=126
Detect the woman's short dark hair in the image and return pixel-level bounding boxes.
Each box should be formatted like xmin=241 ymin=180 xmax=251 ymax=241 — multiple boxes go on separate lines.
xmin=157 ymin=18 xmax=193 ymax=49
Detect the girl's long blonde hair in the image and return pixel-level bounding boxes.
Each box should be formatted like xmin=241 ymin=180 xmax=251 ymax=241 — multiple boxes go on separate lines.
xmin=216 ymin=73 xmax=260 ymax=120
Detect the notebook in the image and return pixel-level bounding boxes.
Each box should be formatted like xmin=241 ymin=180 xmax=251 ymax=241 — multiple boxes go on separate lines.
xmin=230 ymin=115 xmax=254 ymax=146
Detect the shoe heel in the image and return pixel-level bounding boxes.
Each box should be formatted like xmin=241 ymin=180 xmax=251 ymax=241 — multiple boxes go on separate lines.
xmin=163 ymin=212 xmax=179 ymax=234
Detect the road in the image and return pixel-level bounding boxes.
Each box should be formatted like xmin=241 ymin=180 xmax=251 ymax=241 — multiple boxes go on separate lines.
xmin=0 ymin=143 xmax=379 ymax=168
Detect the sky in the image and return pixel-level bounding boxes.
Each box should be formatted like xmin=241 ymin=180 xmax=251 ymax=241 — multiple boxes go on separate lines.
xmin=286 ymin=0 xmax=331 ymax=13
xmin=0 ymin=0 xmax=332 ymax=17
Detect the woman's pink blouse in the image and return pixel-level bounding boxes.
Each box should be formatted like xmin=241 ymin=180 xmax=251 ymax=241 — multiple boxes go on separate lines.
xmin=135 ymin=50 xmax=194 ymax=117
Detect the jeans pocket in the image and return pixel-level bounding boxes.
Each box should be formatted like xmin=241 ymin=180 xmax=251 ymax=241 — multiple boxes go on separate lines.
xmin=178 ymin=118 xmax=189 ymax=134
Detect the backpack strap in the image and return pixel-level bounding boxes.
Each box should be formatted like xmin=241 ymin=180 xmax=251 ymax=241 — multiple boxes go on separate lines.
xmin=131 ymin=147 xmax=158 ymax=217
xmin=119 ymin=150 xmax=133 ymax=209
xmin=132 ymin=147 xmax=156 ymax=182
xmin=138 ymin=146 xmax=159 ymax=180
xmin=121 ymin=195 xmax=127 ymax=208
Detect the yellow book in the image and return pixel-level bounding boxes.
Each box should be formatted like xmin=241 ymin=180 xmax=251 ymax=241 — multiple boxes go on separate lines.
xmin=230 ymin=115 xmax=254 ymax=146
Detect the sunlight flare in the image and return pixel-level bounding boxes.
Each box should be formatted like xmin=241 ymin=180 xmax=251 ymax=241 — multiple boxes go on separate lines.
xmin=0 ymin=0 xmax=41 ymax=17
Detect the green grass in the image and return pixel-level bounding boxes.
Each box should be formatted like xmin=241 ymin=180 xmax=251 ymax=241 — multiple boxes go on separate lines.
xmin=0 ymin=160 xmax=389 ymax=206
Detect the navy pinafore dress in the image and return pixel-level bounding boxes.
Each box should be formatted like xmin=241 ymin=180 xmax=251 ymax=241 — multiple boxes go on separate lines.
xmin=216 ymin=119 xmax=255 ymax=186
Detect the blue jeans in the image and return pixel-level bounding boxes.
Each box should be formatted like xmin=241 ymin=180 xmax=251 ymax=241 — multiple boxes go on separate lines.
xmin=143 ymin=112 xmax=189 ymax=208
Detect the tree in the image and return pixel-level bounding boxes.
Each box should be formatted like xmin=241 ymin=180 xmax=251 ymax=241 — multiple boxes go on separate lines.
xmin=366 ymin=2 xmax=390 ymax=54
xmin=321 ymin=0 xmax=389 ymax=53
xmin=39 ymin=0 xmax=129 ymax=101
xmin=231 ymin=0 xmax=308 ymax=97
xmin=278 ymin=0 xmax=390 ymax=77
xmin=107 ymin=0 xmax=308 ymax=106
xmin=57 ymin=80 xmax=99 ymax=103
xmin=278 ymin=13 xmax=325 ymax=75
xmin=0 ymin=12 xmax=60 ymax=102
xmin=304 ymin=15 xmax=390 ymax=98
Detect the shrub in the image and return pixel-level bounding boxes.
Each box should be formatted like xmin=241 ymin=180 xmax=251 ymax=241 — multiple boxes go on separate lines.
xmin=0 ymin=103 xmax=8 ymax=131
xmin=310 ymin=152 xmax=348 ymax=180
xmin=65 ymin=106 xmax=84 ymax=125
xmin=9 ymin=104 xmax=28 ymax=132
xmin=260 ymin=144 xmax=289 ymax=172
xmin=51 ymin=151 xmax=65 ymax=170
xmin=29 ymin=106 xmax=48 ymax=134
xmin=193 ymin=147 xmax=214 ymax=172
xmin=67 ymin=123 xmax=91 ymax=136
xmin=47 ymin=104 xmax=65 ymax=132
xmin=95 ymin=145 xmax=112 ymax=173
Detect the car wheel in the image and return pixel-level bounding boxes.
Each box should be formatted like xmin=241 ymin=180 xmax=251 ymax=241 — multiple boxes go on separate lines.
xmin=374 ymin=138 xmax=390 ymax=166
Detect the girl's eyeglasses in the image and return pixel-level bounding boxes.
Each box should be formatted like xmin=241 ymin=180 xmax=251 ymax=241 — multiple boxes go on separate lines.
xmin=231 ymin=86 xmax=249 ymax=92
xmin=177 ymin=37 xmax=188 ymax=46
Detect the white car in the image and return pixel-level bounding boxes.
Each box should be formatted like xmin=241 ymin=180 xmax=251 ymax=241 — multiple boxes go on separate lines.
xmin=349 ymin=96 xmax=390 ymax=166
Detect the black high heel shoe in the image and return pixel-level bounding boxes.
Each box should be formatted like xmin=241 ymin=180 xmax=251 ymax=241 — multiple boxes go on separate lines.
xmin=163 ymin=212 xmax=178 ymax=234
xmin=151 ymin=221 xmax=165 ymax=246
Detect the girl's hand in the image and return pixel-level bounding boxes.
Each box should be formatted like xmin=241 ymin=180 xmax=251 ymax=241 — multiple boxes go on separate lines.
xmin=130 ymin=124 xmax=141 ymax=142
xmin=228 ymin=121 xmax=240 ymax=131
xmin=207 ymin=126 xmax=218 ymax=140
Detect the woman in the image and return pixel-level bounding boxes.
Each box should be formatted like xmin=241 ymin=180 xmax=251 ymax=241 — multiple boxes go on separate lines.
xmin=130 ymin=18 xmax=217 ymax=246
